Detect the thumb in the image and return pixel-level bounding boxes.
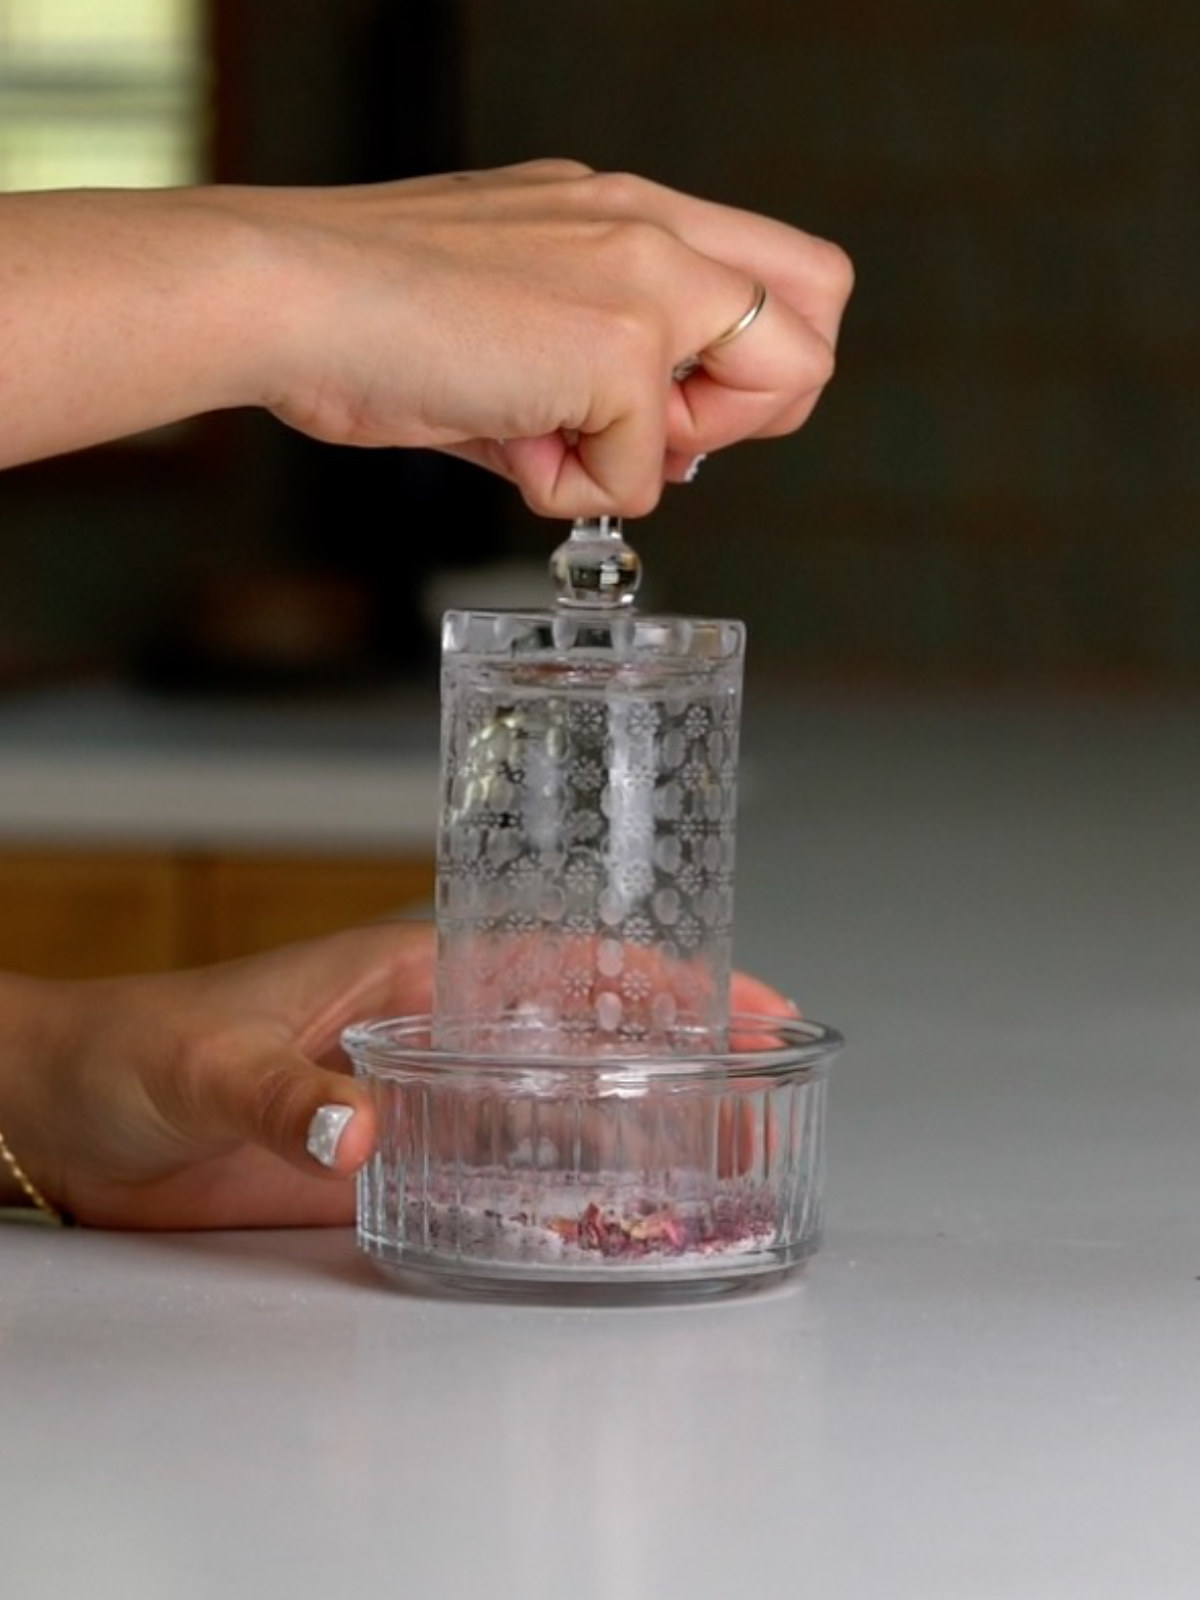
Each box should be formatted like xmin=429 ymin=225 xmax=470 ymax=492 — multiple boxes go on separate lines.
xmin=199 ymin=1048 xmax=378 ymax=1179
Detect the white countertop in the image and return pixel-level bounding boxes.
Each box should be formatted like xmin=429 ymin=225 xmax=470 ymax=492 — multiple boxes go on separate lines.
xmin=5 ymin=685 xmax=1200 ymax=1597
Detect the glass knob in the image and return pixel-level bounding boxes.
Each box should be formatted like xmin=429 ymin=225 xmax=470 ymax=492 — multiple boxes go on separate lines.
xmin=549 ymin=516 xmax=641 ymax=609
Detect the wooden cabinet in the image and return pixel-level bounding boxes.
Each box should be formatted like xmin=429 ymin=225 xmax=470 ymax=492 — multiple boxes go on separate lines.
xmin=184 ymin=852 xmax=436 ymax=964
xmin=0 ymin=847 xmax=435 ymax=979
xmin=0 ymin=849 xmax=184 ymax=978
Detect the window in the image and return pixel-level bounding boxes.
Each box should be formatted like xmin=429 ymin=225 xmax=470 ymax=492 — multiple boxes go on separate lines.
xmin=0 ymin=0 xmax=208 ymax=192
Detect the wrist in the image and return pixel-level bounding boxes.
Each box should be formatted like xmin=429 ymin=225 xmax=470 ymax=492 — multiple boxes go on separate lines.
xmin=163 ymin=184 xmax=305 ymax=416
xmin=122 ymin=185 xmax=288 ymax=419
xmin=0 ymin=971 xmax=71 ymax=1220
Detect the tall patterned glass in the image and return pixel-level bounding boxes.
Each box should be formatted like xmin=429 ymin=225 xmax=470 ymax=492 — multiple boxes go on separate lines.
xmin=433 ymin=518 xmax=745 ymax=1054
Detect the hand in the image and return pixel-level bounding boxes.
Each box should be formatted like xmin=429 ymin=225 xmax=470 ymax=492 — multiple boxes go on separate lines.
xmin=255 ymin=160 xmax=854 ymax=516
xmin=0 ymin=920 xmax=796 ymax=1230
xmin=2 ymin=922 xmax=434 ymax=1230
xmin=0 ymin=162 xmax=853 ymax=517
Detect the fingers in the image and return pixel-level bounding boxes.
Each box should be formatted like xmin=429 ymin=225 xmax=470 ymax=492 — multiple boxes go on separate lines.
xmin=180 ymin=1035 xmax=379 ymax=1180
xmin=262 ymin=161 xmax=851 ymax=520
xmin=493 ymin=248 xmax=836 ymax=517
xmin=610 ymin=171 xmax=855 ymax=349
xmin=190 ymin=919 xmax=435 ymax=1058
xmin=730 ymin=969 xmax=799 ymax=1017
xmin=670 ymin=295 xmax=837 ymax=447
xmin=550 ymin=169 xmax=853 ymax=461
xmin=478 ymin=259 xmax=841 ymax=516
xmin=504 ymin=405 xmax=670 ymax=520
xmin=209 ymin=956 xmax=793 ymax=1185
xmin=123 ymin=921 xmax=435 ymax=1184
xmin=182 ymin=922 xmax=436 ymax=1176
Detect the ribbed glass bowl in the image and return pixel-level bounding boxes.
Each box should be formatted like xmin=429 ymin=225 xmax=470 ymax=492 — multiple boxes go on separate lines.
xmin=342 ymin=1013 xmax=842 ymax=1301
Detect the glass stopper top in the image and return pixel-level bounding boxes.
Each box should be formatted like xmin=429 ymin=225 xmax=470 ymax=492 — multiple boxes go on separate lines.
xmin=549 ymin=516 xmax=642 ymax=609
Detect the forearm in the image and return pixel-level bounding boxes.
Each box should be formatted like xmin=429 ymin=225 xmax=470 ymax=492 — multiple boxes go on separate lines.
xmin=0 ymin=162 xmax=854 ymax=529
xmin=0 ymin=187 xmax=272 ymax=468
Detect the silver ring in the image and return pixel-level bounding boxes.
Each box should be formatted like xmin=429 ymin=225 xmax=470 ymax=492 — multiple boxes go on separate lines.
xmin=707 ymin=280 xmax=769 ymax=351
xmin=672 ymin=281 xmax=768 ymax=381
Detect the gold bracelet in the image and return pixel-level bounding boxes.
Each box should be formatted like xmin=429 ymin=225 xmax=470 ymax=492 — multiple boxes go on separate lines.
xmin=0 ymin=1125 xmax=66 ymax=1226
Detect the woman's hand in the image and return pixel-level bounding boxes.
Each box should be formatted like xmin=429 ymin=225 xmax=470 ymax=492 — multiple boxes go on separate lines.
xmin=0 ymin=161 xmax=852 ymax=517
xmin=254 ymin=160 xmax=854 ymax=516
xmin=1 ymin=922 xmax=434 ymax=1230
xmin=0 ymin=920 xmax=796 ymax=1231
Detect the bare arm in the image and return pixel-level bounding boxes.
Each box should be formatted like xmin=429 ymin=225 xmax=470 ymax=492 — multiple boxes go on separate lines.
xmin=0 ymin=162 xmax=853 ymax=517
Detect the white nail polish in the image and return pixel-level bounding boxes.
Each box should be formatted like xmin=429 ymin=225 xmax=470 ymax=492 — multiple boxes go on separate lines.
xmin=306 ymin=1104 xmax=355 ymax=1168
xmin=684 ymin=453 xmax=707 ymax=484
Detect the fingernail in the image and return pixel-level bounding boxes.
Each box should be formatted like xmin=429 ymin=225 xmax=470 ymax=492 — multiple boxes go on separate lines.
xmin=785 ymin=997 xmax=802 ymax=1017
xmin=306 ymin=1104 xmax=355 ymax=1169
xmin=684 ymin=453 xmax=707 ymax=483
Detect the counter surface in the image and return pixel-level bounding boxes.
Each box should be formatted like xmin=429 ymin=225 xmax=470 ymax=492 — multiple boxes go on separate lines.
xmin=4 ymin=687 xmax=1200 ymax=1597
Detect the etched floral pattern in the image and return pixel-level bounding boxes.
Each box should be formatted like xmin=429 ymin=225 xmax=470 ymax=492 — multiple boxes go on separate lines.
xmin=435 ymin=625 xmax=743 ymax=1052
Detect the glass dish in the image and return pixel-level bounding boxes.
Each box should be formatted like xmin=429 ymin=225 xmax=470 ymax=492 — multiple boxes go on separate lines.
xmin=344 ymin=1011 xmax=842 ymax=1301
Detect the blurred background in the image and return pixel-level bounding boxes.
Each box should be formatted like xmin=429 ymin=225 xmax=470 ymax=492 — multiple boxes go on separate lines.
xmin=3 ymin=0 xmax=1198 ymax=692
xmin=2 ymin=0 xmax=1200 ymax=984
